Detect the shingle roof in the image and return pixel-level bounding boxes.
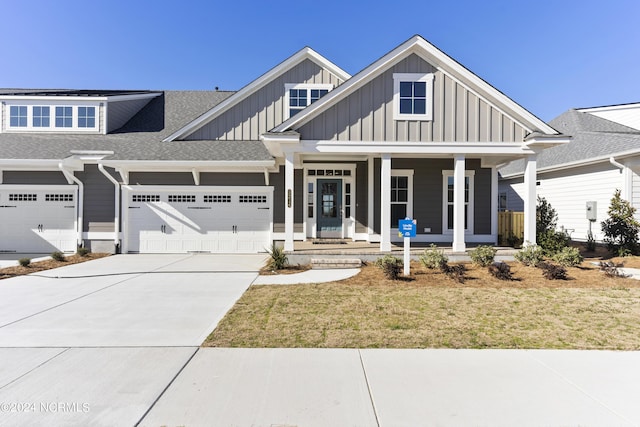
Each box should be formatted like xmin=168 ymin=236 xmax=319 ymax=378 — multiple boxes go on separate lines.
xmin=499 ymin=109 xmax=640 ymax=177
xmin=0 ymin=91 xmax=274 ymax=162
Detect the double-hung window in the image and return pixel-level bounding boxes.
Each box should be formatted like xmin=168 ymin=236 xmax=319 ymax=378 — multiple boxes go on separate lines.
xmin=55 ymin=106 xmax=73 ymax=128
xmin=390 ymin=170 xmax=414 ymax=226
xmin=285 ymin=84 xmax=332 ymax=119
xmin=393 ymin=73 xmax=435 ymax=121
xmin=9 ymin=106 xmax=27 ymax=127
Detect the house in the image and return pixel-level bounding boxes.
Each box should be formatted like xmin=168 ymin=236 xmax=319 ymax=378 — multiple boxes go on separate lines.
xmin=0 ymin=35 xmax=567 ymax=255
xmin=499 ymin=103 xmax=640 ymax=242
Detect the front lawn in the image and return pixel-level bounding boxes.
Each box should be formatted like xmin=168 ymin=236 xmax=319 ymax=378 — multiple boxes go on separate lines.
xmin=204 ymin=258 xmax=640 ymax=349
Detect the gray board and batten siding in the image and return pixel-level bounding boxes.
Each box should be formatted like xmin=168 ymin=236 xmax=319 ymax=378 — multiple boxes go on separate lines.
xmin=185 ymin=59 xmax=346 ymax=141
xmin=297 ymin=54 xmax=529 ymax=143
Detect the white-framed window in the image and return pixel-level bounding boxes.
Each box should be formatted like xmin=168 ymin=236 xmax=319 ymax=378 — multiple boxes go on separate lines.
xmin=9 ymin=106 xmax=27 ymax=127
xmin=391 ymin=170 xmax=414 ymax=226
xmin=393 ymin=73 xmax=435 ymax=121
xmin=284 ymin=84 xmax=333 ymax=119
xmin=32 ymin=106 xmax=50 ymax=127
xmin=442 ymin=170 xmax=475 ymax=233
xmin=78 ymin=106 xmax=95 ymax=128
xmin=55 ymin=106 xmax=73 ymax=128
xmin=498 ymin=192 xmax=507 ymax=212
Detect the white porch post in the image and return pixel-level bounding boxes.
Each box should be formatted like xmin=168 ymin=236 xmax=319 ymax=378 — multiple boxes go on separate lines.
xmin=367 ymin=155 xmax=374 ymax=241
xmin=452 ymin=155 xmax=466 ymax=252
xmin=523 ymin=154 xmax=537 ymax=245
xmin=284 ymin=152 xmax=295 ymax=252
xmin=491 ymin=166 xmax=498 ymax=244
xmin=380 ymin=154 xmax=391 ymax=252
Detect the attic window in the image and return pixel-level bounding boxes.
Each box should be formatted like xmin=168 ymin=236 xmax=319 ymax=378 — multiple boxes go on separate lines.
xmin=393 ymin=73 xmax=434 ymax=121
xmin=284 ymin=84 xmax=333 ymax=119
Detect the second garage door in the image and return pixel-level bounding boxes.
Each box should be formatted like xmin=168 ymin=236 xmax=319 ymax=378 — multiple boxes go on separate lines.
xmin=124 ymin=186 xmax=273 ymax=253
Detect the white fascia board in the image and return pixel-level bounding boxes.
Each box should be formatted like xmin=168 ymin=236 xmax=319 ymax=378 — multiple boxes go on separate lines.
xmin=273 ymin=35 xmax=558 ymax=136
xmin=524 ymin=136 xmax=572 ymax=150
xmin=163 ymin=47 xmax=350 ymax=142
xmin=298 ymin=140 xmax=534 ymax=155
xmin=100 ymin=160 xmax=276 ymax=172
xmin=578 ymin=103 xmax=640 ymax=113
xmin=500 ymin=148 xmax=640 ymax=179
xmin=123 ymin=185 xmax=274 ymax=193
xmin=0 ymin=93 xmax=160 ymax=102
xmin=0 ymin=159 xmax=74 ymax=170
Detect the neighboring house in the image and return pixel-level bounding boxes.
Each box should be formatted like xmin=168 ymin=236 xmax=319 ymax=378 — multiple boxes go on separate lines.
xmin=0 ymin=35 xmax=567 ymax=254
xmin=499 ymin=103 xmax=640 ymax=242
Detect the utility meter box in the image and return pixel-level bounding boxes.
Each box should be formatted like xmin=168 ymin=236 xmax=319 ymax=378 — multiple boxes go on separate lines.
xmin=586 ymin=201 xmax=597 ymax=221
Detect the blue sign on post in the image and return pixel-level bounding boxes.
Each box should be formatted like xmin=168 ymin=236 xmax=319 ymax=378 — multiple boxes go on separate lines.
xmin=398 ymin=217 xmax=417 ymax=238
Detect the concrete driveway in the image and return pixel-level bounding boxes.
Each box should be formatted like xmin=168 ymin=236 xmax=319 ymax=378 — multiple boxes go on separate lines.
xmin=0 ymin=253 xmax=265 ymax=426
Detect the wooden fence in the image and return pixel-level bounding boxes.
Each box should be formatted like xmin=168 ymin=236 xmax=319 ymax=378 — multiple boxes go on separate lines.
xmin=498 ymin=211 xmax=524 ymax=246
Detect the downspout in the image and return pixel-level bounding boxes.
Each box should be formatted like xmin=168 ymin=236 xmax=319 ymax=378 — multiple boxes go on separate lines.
xmin=98 ymin=163 xmax=120 ymax=249
xmin=59 ymin=163 xmax=84 ymax=249
xmin=610 ymin=156 xmax=625 ymax=171
xmin=610 ymin=157 xmax=632 ymax=200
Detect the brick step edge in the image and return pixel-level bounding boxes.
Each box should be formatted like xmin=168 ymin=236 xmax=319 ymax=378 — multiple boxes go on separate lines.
xmin=310 ymin=259 xmax=362 ymax=269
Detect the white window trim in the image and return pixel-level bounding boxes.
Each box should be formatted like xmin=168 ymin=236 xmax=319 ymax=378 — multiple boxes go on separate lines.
xmin=442 ymin=170 xmax=475 ymax=234
xmin=393 ymin=72 xmax=435 ymax=121
xmin=284 ymin=83 xmax=334 ymax=120
xmin=391 ymin=169 xmax=414 ymax=227
xmin=3 ymin=101 xmax=100 ymax=132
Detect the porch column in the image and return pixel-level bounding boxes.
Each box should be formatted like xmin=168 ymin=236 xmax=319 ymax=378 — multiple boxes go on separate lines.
xmin=491 ymin=166 xmax=498 ymax=244
xmin=367 ymin=155 xmax=374 ymax=241
xmin=523 ymin=154 xmax=537 ymax=245
xmin=284 ymin=152 xmax=295 ymax=252
xmin=380 ymin=154 xmax=391 ymax=252
xmin=452 ymin=155 xmax=466 ymax=252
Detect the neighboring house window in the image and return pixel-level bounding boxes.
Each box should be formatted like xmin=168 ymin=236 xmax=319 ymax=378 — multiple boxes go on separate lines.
xmin=33 ymin=106 xmax=50 ymax=127
xmin=498 ymin=192 xmax=507 ymax=212
xmin=284 ymin=84 xmax=333 ymax=119
xmin=393 ymin=73 xmax=435 ymax=121
xmin=78 ymin=106 xmax=95 ymax=128
xmin=442 ymin=170 xmax=475 ymax=232
xmin=391 ymin=170 xmax=414 ymax=226
xmin=10 ymin=106 xmax=27 ymax=127
xmin=55 ymin=106 xmax=73 ymax=128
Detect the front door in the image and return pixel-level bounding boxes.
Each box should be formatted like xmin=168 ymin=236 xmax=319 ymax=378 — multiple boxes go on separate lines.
xmin=317 ymin=179 xmax=342 ymax=238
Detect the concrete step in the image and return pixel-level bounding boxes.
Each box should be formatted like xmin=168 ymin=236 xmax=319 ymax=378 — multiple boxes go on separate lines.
xmin=310 ymin=258 xmax=362 ymax=269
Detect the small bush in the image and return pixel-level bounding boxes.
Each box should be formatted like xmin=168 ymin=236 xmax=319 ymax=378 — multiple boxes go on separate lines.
xmin=599 ymin=261 xmax=628 ymax=278
xmin=538 ymin=230 xmax=569 ymax=256
xmin=601 ymin=189 xmax=640 ymax=256
xmin=51 ymin=251 xmax=65 ymax=262
xmin=514 ymin=244 xmax=544 ymax=267
xmin=470 ymin=245 xmax=497 ymax=267
xmin=266 ymin=243 xmax=288 ymax=270
xmin=441 ymin=262 xmax=466 ymax=283
xmin=539 ymin=261 xmax=567 ymax=280
xmin=551 ymin=246 xmax=583 ymax=267
xmin=77 ymin=247 xmax=90 ymax=257
xmin=374 ymin=255 xmax=403 ymax=280
xmin=488 ymin=261 xmax=513 ymax=280
xmin=419 ymin=244 xmax=448 ymax=269
xmin=18 ymin=258 xmax=31 ymax=267
xmin=506 ymin=234 xmax=523 ymax=248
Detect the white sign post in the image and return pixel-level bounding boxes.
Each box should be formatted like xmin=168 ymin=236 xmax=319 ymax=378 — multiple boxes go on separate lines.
xmin=404 ymin=236 xmax=410 ymax=276
xmin=398 ymin=217 xmax=417 ymax=276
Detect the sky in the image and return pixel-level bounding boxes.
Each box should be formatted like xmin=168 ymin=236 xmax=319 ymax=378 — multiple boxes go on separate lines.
xmin=2 ymin=0 xmax=639 ymax=121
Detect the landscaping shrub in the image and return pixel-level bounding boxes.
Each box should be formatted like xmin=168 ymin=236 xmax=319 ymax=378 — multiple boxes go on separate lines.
xmin=539 ymin=261 xmax=567 ymax=280
xmin=441 ymin=262 xmax=466 ymax=283
xmin=51 ymin=251 xmax=65 ymax=262
xmin=538 ymin=230 xmax=570 ymax=256
xmin=77 ymin=247 xmax=90 ymax=257
xmin=470 ymin=245 xmax=497 ymax=267
xmin=514 ymin=244 xmax=544 ymax=267
xmin=599 ymin=261 xmax=628 ymax=278
xmin=536 ymin=197 xmax=569 ymax=255
xmin=551 ymin=246 xmax=583 ymax=267
xmin=488 ymin=261 xmax=513 ymax=280
xmin=374 ymin=255 xmax=403 ymax=280
xmin=506 ymin=234 xmax=523 ymax=248
xmin=601 ymin=189 xmax=640 ymax=256
xmin=18 ymin=258 xmax=31 ymax=267
xmin=419 ymin=244 xmax=448 ymax=269
xmin=266 ymin=243 xmax=288 ymax=270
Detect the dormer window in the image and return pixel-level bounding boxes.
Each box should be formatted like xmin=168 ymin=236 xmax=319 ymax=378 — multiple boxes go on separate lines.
xmin=33 ymin=106 xmax=50 ymax=127
xmin=55 ymin=106 xmax=73 ymax=128
xmin=393 ymin=73 xmax=435 ymax=121
xmin=78 ymin=106 xmax=95 ymax=128
xmin=284 ymin=84 xmax=333 ymax=119
xmin=10 ymin=106 xmax=27 ymax=127
xmin=4 ymin=103 xmax=99 ymax=132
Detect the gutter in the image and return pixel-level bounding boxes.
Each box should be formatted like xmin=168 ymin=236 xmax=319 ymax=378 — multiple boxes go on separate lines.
xmin=98 ymin=163 xmax=120 ymax=248
xmin=609 ymin=156 xmax=625 ymax=172
xmin=58 ymin=163 xmax=84 ymax=248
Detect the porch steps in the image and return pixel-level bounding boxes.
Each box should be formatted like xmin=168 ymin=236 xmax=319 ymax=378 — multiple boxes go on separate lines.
xmin=310 ymin=258 xmax=362 ymax=269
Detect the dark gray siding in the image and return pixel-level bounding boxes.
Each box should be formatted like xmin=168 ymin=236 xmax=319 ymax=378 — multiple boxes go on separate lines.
xmin=297 ymin=54 xmax=528 ymax=143
xmin=3 ymin=171 xmax=68 ymax=184
xmin=373 ymin=158 xmax=491 ymax=236
xmin=186 ymin=59 xmax=345 ymax=141
xmin=76 ymin=165 xmax=117 ymax=232
xmin=107 ymin=98 xmax=154 ymax=133
xmin=129 ymin=172 xmax=194 ymax=185
xmin=270 ymin=167 xmax=303 ymax=233
xmin=355 ymin=161 xmax=368 ymax=233
xmin=129 ymin=172 xmax=266 ymax=186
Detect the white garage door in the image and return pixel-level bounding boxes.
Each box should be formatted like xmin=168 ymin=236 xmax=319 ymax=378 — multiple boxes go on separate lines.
xmin=124 ymin=186 xmax=273 ymax=254
xmin=0 ymin=185 xmax=78 ymax=253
